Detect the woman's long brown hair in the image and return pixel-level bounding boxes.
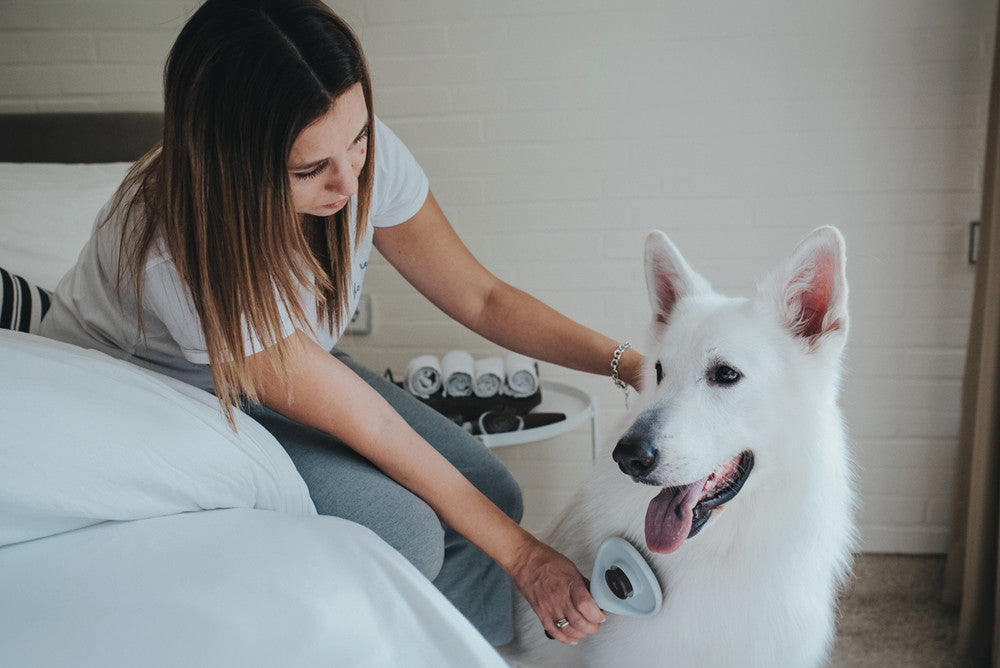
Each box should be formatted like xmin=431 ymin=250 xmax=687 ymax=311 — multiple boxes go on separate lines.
xmin=110 ymin=0 xmax=375 ymax=425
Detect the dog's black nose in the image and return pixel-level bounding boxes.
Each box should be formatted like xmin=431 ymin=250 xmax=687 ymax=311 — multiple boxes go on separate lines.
xmin=613 ymin=433 xmax=659 ymax=478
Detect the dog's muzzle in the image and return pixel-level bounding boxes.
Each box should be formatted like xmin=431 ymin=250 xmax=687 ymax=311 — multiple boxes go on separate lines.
xmin=613 ymin=425 xmax=754 ymax=554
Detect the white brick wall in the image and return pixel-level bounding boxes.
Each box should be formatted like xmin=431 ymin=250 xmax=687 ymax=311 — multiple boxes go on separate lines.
xmin=2 ymin=0 xmax=992 ymax=553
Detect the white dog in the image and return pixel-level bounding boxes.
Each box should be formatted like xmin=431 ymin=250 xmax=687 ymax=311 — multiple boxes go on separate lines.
xmin=502 ymin=227 xmax=856 ymax=668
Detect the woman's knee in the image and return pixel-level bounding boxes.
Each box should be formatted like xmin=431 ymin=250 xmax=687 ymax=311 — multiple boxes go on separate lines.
xmin=334 ymin=489 xmax=446 ymax=580
xmin=458 ymin=447 xmax=523 ymax=523
xmin=384 ymin=502 xmax=446 ymax=580
xmin=323 ymin=483 xmax=446 ymax=580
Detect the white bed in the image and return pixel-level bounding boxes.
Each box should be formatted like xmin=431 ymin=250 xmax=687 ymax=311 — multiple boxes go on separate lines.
xmin=0 ymin=159 xmax=507 ymax=667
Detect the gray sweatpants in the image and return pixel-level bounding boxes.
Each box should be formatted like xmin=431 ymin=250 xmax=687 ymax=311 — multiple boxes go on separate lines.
xmin=242 ymin=349 xmax=523 ymax=646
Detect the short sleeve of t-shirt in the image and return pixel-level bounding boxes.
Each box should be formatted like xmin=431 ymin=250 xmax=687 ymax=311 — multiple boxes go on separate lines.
xmin=370 ymin=116 xmax=429 ymax=227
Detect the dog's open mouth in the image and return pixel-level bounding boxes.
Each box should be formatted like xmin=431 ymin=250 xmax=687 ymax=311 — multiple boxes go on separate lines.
xmin=644 ymin=450 xmax=754 ymax=554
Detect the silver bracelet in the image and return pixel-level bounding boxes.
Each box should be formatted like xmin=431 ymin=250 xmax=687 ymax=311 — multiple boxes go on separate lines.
xmin=611 ymin=342 xmax=631 ymax=405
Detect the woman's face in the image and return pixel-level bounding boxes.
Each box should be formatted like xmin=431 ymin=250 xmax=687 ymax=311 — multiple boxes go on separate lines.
xmin=287 ymin=83 xmax=369 ymax=217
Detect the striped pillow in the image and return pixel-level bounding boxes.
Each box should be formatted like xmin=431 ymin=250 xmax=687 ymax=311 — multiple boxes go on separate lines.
xmin=0 ymin=267 xmax=52 ymax=333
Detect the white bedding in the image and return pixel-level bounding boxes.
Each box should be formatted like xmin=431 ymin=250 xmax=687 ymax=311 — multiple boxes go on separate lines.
xmin=0 ymin=509 xmax=506 ymax=668
xmin=0 ymin=329 xmax=315 ymax=547
xmin=0 ymin=162 xmax=508 ymax=667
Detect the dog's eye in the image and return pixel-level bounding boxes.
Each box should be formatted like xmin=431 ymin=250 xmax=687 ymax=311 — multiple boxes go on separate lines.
xmin=710 ymin=365 xmax=741 ymax=386
xmin=655 ymin=361 xmax=664 ymax=385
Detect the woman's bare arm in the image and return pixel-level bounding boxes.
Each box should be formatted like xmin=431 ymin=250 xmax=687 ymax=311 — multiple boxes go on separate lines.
xmin=373 ymin=191 xmax=645 ymax=390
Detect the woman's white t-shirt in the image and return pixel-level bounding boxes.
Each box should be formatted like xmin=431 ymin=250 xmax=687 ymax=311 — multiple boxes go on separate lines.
xmin=40 ymin=117 xmax=429 ymax=392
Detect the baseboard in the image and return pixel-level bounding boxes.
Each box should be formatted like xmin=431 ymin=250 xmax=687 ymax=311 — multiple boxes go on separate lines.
xmin=857 ymin=525 xmax=949 ymax=554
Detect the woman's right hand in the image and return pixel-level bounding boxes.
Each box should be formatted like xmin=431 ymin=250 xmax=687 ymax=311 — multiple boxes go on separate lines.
xmin=506 ymin=535 xmax=606 ymax=644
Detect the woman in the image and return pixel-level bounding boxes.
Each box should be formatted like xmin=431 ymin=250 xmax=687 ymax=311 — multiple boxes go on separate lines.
xmin=40 ymin=0 xmax=645 ymax=647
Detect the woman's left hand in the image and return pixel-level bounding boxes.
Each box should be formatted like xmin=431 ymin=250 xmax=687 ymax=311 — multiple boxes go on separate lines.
xmin=507 ymin=535 xmax=606 ymax=644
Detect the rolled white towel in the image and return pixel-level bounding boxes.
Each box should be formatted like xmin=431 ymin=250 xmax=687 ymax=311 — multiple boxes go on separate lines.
xmin=473 ymin=356 xmax=505 ymax=398
xmin=442 ymin=349 xmax=475 ymax=397
xmin=504 ymin=352 xmax=539 ymax=398
xmin=406 ymin=355 xmax=442 ymax=398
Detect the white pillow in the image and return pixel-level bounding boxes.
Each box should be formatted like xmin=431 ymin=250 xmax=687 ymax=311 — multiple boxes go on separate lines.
xmin=0 ymin=330 xmax=315 ymax=547
xmin=0 ymin=162 xmax=132 ymax=289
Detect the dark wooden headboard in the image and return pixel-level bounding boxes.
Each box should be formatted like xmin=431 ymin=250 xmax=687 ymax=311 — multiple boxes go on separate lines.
xmin=0 ymin=113 xmax=163 ymax=163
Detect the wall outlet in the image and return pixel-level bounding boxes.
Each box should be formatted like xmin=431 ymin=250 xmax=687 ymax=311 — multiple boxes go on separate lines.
xmin=345 ymin=294 xmax=371 ymax=335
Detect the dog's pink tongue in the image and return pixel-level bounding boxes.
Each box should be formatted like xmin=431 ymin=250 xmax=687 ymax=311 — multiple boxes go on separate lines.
xmin=645 ymin=477 xmax=709 ymax=554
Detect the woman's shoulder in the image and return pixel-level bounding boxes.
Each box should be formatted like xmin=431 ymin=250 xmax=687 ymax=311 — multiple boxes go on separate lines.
xmin=369 ymin=116 xmax=429 ymax=227
xmin=372 ymin=116 xmax=417 ymax=174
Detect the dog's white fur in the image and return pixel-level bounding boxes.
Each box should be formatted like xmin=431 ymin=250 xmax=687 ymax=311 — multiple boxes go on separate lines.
xmin=502 ymin=227 xmax=856 ymax=668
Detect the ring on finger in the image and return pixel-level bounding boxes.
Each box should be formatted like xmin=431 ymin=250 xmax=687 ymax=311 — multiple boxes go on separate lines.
xmin=554 ymin=617 xmax=570 ymax=629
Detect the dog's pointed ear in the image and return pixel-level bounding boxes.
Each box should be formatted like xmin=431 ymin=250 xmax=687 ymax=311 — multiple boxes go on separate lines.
xmin=645 ymin=230 xmax=711 ymax=326
xmin=758 ymin=226 xmax=849 ymax=350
